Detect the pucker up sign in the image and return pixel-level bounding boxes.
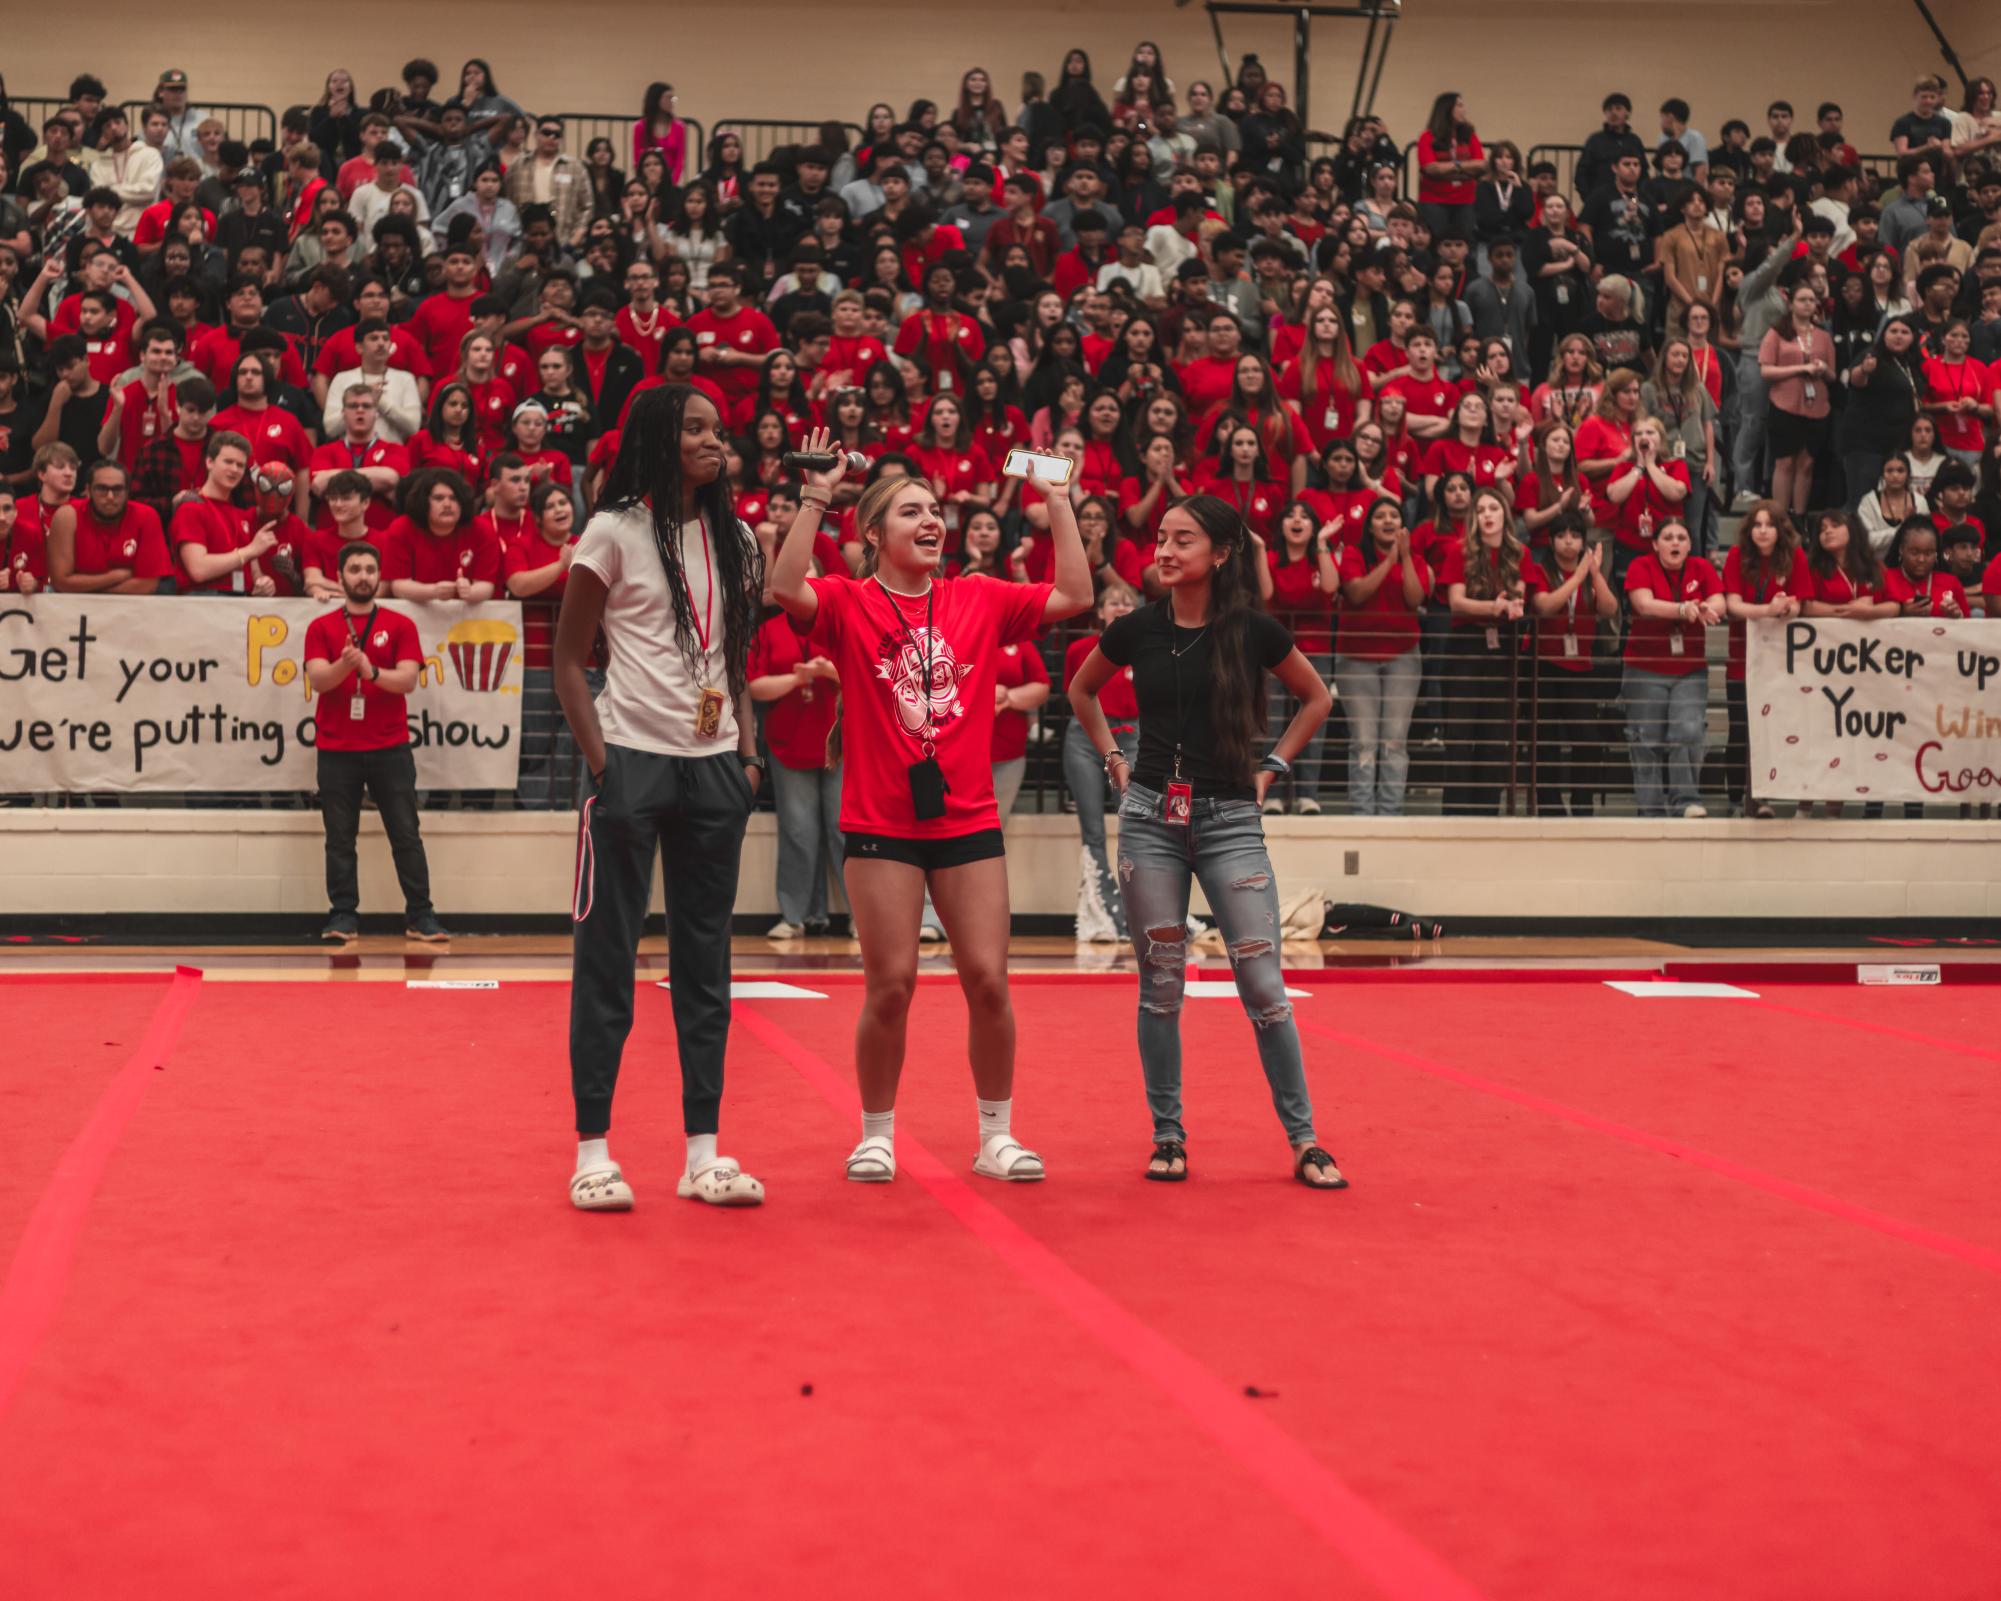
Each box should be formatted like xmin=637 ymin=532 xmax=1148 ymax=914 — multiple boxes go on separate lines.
xmin=1748 ymin=618 xmax=2001 ymax=802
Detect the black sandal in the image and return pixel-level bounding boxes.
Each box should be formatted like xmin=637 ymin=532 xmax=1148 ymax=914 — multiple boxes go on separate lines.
xmin=1144 ymin=1141 xmax=1188 ymax=1182
xmin=1294 ymin=1145 xmax=1348 ymax=1190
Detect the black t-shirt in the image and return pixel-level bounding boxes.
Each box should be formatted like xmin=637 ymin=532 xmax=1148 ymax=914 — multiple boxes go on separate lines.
xmin=1890 ymin=112 xmax=1953 ymax=149
xmin=1098 ymin=599 xmax=1293 ymax=801
xmin=1579 ymin=187 xmax=1657 ymax=279
xmin=0 ymin=397 xmax=44 ymax=480
xmin=54 ymin=385 xmax=112 ymax=467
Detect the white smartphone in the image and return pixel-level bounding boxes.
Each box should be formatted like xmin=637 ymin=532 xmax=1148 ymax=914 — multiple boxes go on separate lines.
xmin=1001 ymin=447 xmax=1076 ymax=488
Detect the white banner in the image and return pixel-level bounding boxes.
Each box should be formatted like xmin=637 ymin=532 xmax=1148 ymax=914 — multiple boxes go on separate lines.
xmin=1747 ymin=618 xmax=2001 ymax=803
xmin=0 ymin=596 xmax=525 ymax=792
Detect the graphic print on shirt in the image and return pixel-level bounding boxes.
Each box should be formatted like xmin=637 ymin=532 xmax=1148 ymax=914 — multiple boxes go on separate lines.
xmin=874 ymin=621 xmax=972 ymax=741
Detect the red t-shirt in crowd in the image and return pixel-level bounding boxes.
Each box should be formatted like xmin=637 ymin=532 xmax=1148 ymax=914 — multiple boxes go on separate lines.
xmin=1883 ymin=568 xmax=1971 ymax=619
xmin=377 ymin=515 xmax=502 ymax=588
xmin=170 ymin=494 xmax=255 ymax=593
xmin=1721 ymin=546 xmax=1812 ymax=681
xmin=501 ymin=529 xmax=575 ymax=668
xmin=893 ymin=310 xmax=985 ymax=393
xmin=109 ymin=379 xmax=176 ymax=473
xmin=314 ymin=324 xmax=433 ymax=385
xmin=1198 ymin=475 xmax=1283 ymax=538
xmin=52 ymin=295 xmax=138 ymax=381
xmin=190 ymin=327 xmax=309 ymax=391
xmin=686 ymin=305 xmax=779 ymax=403
xmin=1177 ymin=356 xmax=1237 ymax=420
xmin=1065 ymin=632 xmax=1139 ymax=722
xmin=1529 ymin=556 xmax=1606 ymax=673
xmin=1982 ymin=555 xmax=2001 ymax=613
xmin=1573 ymin=415 xmax=1635 ymax=523
xmin=64 ymin=501 xmax=175 ymax=580
xmin=407 ymin=433 xmax=486 ymax=486
xmin=309 ymin=437 xmax=406 ymax=530
xmin=822 ymin=334 xmax=889 ymax=387
xmin=1624 ymin=554 xmax=1720 ymax=675
xmin=1380 ymin=370 xmax=1458 ymax=434
xmin=616 ymin=303 xmax=680 ymax=368
xmin=212 ymin=403 xmax=313 ymax=474
xmin=305 ymin=605 xmax=422 ymax=752
xmin=1612 ymin=460 xmax=1692 ymax=551
xmin=305 ymin=521 xmax=383 ymax=581
xmin=749 ymin=612 xmax=841 ymax=770
xmin=806 ymin=572 xmax=1051 ymax=837
xmin=1437 ymin=541 xmax=1548 ymax=628
xmin=1922 ymin=356 xmax=1991 ymax=454
xmin=1335 ymin=543 xmax=1431 ymax=661
xmin=1416 ymin=128 xmax=1483 ymax=206
xmin=1805 ymin=562 xmax=1884 ymax=607
xmin=407 ymin=290 xmax=482 ymax=389
xmin=1298 ymin=486 xmax=1377 ymax=551
xmin=1265 ymin=550 xmax=1336 ymax=656
xmin=1423 ymin=436 xmax=1517 ymax=490
xmin=1276 ymin=360 xmax=1373 ymax=449
xmin=989 ymin=639 xmax=1049 ymax=761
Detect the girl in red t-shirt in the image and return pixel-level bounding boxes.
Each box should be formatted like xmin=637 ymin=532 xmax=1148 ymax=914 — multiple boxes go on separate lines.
xmin=742 ymin=348 xmax=818 ymax=442
xmin=1529 ymin=510 xmax=1618 ymax=815
xmin=768 ymin=429 xmax=1093 ymax=1185
xmin=1193 ymin=355 xmax=1314 ymax=483
xmin=1720 ymin=504 xmax=1816 ymax=812
xmin=1517 ymin=420 xmax=1587 ymax=548
xmin=1575 ymin=370 xmax=1642 ymax=539
xmin=1415 ymin=92 xmax=1483 ymax=236
xmin=1277 ymin=304 xmax=1374 ymax=450
xmin=1199 ymin=423 xmax=1285 ymax=537
xmin=1075 ymin=388 xmax=1127 ymax=494
xmin=909 ymin=393 xmax=998 ymax=545
xmin=1299 ymin=438 xmax=1375 ymax=550
xmin=408 ymin=380 xmax=487 ymax=487
xmin=1803 ymin=509 xmax=1898 ymax=620
xmin=1440 ymin=485 xmax=1542 ymax=813
xmin=1883 ymin=517 xmax=1970 ymax=620
xmin=1335 ymin=496 xmax=1433 ymax=815
xmin=1263 ymin=499 xmax=1340 ymax=811
xmin=953 ymin=504 xmax=1005 ymax=578
xmin=988 ymin=631 xmax=1050 ymax=820
xmin=458 ymin=332 xmax=518 ymax=454
xmin=861 ymin=360 xmax=916 ymax=453
xmin=1421 ymin=389 xmax=1518 ymax=500
xmin=1120 ymin=432 xmax=1193 ymax=553
xmin=1604 ymin=416 xmax=1692 ymax=568
xmin=1720 ymin=502 xmax=1810 ymax=817
xmin=1350 ymin=419 xmax=1405 ymax=504
xmin=1622 ymin=518 xmax=1722 ymax=817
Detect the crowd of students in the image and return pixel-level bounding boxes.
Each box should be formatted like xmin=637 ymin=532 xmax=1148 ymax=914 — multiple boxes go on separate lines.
xmin=3 ymin=55 xmax=2000 ymax=912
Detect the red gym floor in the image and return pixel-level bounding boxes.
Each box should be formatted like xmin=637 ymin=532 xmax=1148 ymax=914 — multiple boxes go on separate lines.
xmin=3 ymin=968 xmax=1998 ymax=1599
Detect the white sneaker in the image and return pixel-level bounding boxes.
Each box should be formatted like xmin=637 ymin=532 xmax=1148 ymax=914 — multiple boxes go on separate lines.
xmin=1682 ymin=803 xmax=1709 ymax=819
xmin=1296 ymin=796 xmax=1322 ymax=815
xmin=1730 ymin=491 xmax=1758 ymax=511
xmin=765 ymin=919 xmax=804 ymax=940
xmin=1185 ymin=914 xmax=1213 ymax=940
xmin=918 ymin=923 xmax=945 ymax=943
xmin=1261 ymin=797 xmax=1285 ymax=815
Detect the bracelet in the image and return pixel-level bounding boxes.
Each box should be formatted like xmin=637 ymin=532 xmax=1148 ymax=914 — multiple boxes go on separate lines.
xmin=1101 ymin=748 xmax=1129 ymax=773
xmin=799 ymin=496 xmax=831 ymax=510
xmin=1258 ymin=752 xmax=1290 ymax=776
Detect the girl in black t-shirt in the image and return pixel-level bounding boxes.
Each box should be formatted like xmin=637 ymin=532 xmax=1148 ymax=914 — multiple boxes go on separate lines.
xmin=1068 ymin=493 xmax=1344 ymax=1189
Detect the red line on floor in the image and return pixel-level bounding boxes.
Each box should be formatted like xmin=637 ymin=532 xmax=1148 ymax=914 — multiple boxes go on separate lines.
xmin=0 ymin=967 xmax=202 ymax=1421
xmin=1296 ymin=1018 xmax=2001 ymax=1278
xmin=730 ymin=1002 xmax=1490 ymax=1601
xmin=1748 ymin=999 xmax=2001 ymax=1064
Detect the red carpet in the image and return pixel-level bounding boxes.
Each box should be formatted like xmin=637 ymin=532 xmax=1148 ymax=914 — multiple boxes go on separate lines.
xmin=2 ymin=973 xmax=1997 ymax=1598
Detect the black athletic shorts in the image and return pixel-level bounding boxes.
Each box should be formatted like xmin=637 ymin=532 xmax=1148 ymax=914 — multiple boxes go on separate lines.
xmin=841 ymin=828 xmax=1006 ymax=871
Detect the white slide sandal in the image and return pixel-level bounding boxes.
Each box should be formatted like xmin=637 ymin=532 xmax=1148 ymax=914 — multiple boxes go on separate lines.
xmin=570 ymin=1167 xmax=634 ymax=1211
xmin=676 ymin=1158 xmax=765 ymax=1206
xmin=846 ymin=1135 xmax=896 ymax=1183
xmin=973 ymin=1135 xmax=1046 ymax=1182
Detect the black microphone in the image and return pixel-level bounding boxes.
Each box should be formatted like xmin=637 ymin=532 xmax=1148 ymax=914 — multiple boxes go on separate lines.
xmin=782 ymin=450 xmax=871 ymax=474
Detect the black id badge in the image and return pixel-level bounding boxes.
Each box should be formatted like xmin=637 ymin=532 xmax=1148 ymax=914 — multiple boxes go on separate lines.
xmin=908 ymin=754 xmax=949 ymax=820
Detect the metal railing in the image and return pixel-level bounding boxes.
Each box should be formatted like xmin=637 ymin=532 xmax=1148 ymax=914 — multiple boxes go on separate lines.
xmin=553 ymin=112 xmax=706 ymax=180
xmin=709 ymin=118 xmax=867 ymax=168
xmin=1528 ymin=143 xmax=1906 ymax=203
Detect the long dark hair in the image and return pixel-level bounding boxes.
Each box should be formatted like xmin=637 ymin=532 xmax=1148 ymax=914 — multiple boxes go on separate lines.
xmin=1176 ymin=493 xmax=1269 ymax=785
xmin=597 ymin=385 xmax=762 ymax=698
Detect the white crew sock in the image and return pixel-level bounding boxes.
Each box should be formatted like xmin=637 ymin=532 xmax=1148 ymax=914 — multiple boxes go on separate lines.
xmin=686 ymin=1132 xmax=718 ymax=1176
xmin=977 ymin=1097 xmax=1011 ymax=1146
xmin=861 ymin=1109 xmax=895 ymax=1145
xmin=575 ymin=1137 xmax=613 ymax=1176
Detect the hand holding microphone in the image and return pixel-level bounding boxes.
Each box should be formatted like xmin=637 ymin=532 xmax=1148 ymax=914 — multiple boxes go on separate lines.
xmin=784 ymin=427 xmax=868 ymax=497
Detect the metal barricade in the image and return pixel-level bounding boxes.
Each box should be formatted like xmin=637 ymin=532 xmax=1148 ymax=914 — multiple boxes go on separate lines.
xmin=122 ymin=99 xmax=276 ymax=148
xmin=709 ymin=118 xmax=866 ymax=167
xmin=554 ymin=112 xmax=706 ymax=180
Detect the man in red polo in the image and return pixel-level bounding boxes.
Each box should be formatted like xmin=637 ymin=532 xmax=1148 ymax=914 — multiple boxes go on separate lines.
xmin=303 ymin=540 xmax=446 ymax=944
xmin=46 ymin=458 xmax=176 ymax=593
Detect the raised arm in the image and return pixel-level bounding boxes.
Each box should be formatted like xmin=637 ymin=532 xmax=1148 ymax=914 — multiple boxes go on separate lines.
xmin=769 ymin=425 xmax=846 ymax=625
xmin=1039 ymin=482 xmax=1095 ymax=622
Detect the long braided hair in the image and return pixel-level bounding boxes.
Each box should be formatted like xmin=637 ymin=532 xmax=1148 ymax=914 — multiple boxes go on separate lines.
xmin=598 ymin=384 xmax=763 ymax=698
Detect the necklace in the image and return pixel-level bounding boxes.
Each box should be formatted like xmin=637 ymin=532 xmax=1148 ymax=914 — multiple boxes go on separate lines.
xmin=875 ymin=574 xmax=934 ymax=599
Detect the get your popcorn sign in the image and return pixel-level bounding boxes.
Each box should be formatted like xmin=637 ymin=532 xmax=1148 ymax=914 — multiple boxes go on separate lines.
xmin=1747 ymin=618 xmax=2001 ymax=803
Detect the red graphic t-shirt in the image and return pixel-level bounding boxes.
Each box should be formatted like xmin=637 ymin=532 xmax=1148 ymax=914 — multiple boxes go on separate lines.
xmin=806 ymin=573 xmax=1051 ymax=837
xmin=304 ymin=606 xmax=423 ymax=752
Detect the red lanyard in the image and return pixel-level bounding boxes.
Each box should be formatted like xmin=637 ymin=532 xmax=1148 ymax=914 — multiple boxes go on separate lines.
xmin=689 ymin=514 xmax=715 ymax=654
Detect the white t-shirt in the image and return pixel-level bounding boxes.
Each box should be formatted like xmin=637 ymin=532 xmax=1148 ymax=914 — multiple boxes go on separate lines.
xmin=571 ymin=504 xmax=747 ymax=756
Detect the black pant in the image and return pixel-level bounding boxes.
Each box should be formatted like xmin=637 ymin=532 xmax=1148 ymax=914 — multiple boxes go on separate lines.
xmin=1442 ymin=630 xmax=1519 ymax=816
xmin=569 ymin=745 xmax=753 ymax=1137
xmin=317 ymin=745 xmax=433 ymax=917
xmin=1534 ymin=664 xmax=1601 ymax=816
xmin=1725 ymin=678 xmax=1750 ymax=811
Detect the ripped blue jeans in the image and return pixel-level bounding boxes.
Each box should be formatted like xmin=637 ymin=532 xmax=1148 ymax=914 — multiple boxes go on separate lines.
xmin=1116 ymin=781 xmax=1316 ymax=1146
